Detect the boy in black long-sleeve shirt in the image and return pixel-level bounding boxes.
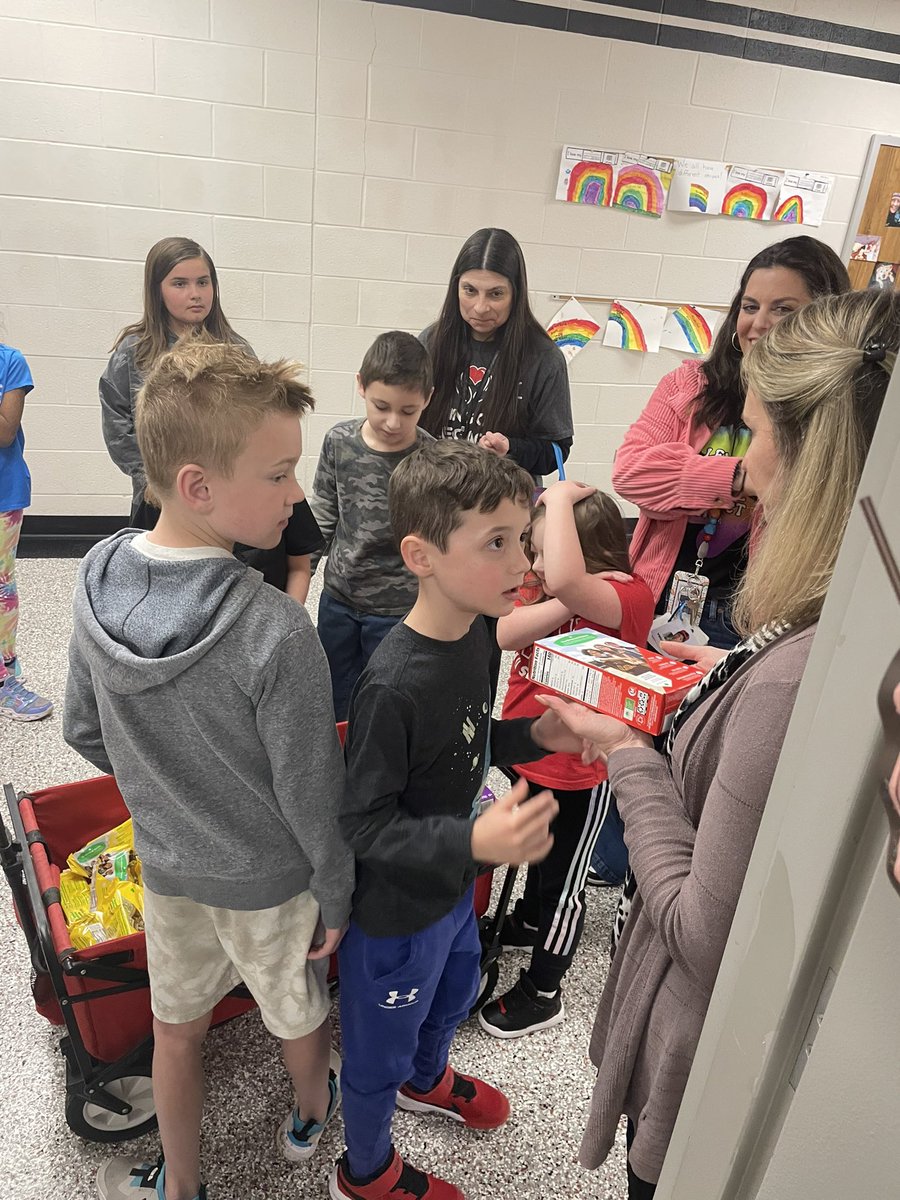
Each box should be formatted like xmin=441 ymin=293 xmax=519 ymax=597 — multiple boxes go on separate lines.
xmin=332 ymin=441 xmax=583 ymax=1200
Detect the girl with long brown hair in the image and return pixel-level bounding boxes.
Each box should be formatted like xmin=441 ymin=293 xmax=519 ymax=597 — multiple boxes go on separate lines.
xmin=100 ymin=237 xmax=252 ymax=528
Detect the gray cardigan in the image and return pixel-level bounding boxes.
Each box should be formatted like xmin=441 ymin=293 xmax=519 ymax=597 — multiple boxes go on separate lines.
xmin=580 ymin=624 xmax=817 ymax=1184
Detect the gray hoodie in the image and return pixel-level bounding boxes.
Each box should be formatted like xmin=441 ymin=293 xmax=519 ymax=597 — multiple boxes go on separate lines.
xmin=64 ymin=531 xmax=354 ymax=926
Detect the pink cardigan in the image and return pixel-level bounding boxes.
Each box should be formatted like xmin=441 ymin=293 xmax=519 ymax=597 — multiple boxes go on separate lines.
xmin=613 ymin=360 xmax=741 ymax=603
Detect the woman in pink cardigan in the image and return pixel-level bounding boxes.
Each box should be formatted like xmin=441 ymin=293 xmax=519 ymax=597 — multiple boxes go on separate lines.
xmin=543 ymin=288 xmax=900 ymax=1199
xmin=614 ymin=236 xmax=849 ymax=649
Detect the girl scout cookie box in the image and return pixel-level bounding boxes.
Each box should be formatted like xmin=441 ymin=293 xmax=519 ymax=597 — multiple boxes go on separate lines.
xmin=529 ymin=628 xmax=705 ymax=735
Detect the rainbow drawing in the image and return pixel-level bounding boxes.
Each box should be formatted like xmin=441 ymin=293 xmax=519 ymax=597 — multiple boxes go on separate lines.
xmin=670 ymin=306 xmax=712 ymax=354
xmin=612 ymin=165 xmax=667 ymax=216
xmin=721 ymin=182 xmax=769 ymax=220
xmin=605 ymin=302 xmax=648 ymax=351
xmin=566 ymin=159 xmax=613 ymax=206
xmin=689 ymin=184 xmax=709 ymax=212
xmin=546 ymin=299 xmax=601 ymax=361
xmin=773 ymin=194 xmax=803 ymax=223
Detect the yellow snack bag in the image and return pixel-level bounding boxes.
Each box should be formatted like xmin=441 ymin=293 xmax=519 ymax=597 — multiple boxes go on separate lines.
xmin=69 ymin=916 xmax=109 ymax=950
xmin=67 ymin=818 xmax=134 ymax=878
xmin=59 ymin=870 xmax=92 ymax=926
xmin=102 ymin=890 xmax=135 ymax=939
xmin=119 ymin=881 xmax=145 ymax=931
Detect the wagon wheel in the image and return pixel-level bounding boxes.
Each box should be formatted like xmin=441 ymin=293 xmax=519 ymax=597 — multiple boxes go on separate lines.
xmin=64 ymin=1055 xmax=157 ymax=1143
xmin=469 ymin=958 xmax=500 ymax=1017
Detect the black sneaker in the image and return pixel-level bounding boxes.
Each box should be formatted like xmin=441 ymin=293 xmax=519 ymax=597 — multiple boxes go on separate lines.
xmin=587 ymin=866 xmax=621 ymax=888
xmin=499 ymin=911 xmax=538 ymax=951
xmin=477 ymin=970 xmax=564 ymax=1039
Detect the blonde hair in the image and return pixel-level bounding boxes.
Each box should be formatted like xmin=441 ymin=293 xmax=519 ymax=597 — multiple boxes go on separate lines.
xmin=135 ymin=336 xmax=314 ymax=505
xmin=733 ymin=289 xmax=899 ymax=634
xmin=112 ymin=237 xmax=242 ymax=372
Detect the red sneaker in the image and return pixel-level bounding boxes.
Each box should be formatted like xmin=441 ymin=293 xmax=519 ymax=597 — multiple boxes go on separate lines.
xmin=329 ymin=1149 xmax=464 ymax=1200
xmin=396 ymin=1065 xmax=510 ymax=1130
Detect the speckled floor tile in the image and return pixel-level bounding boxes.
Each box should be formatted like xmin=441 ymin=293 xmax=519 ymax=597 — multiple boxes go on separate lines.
xmin=0 ymin=558 xmax=628 ymax=1200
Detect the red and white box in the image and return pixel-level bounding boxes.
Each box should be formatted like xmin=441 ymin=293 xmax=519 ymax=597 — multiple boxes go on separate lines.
xmin=529 ymin=628 xmax=706 ymax=735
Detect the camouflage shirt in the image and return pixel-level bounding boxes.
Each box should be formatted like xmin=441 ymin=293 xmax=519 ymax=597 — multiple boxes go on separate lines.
xmin=310 ymin=419 xmax=433 ymax=617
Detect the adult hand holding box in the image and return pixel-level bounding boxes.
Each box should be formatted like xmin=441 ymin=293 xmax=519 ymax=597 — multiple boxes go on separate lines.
xmin=528 ymin=628 xmax=706 ymax=735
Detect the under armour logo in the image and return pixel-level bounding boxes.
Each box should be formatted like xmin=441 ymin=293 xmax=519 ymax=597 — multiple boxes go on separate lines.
xmin=379 ymin=987 xmax=419 ymax=1009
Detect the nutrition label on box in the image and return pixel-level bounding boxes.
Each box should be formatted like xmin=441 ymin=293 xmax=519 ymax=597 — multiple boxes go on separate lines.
xmin=531 ymin=644 xmax=602 ymax=707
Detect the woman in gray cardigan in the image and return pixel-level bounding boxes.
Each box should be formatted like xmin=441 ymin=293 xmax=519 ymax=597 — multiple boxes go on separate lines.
xmin=540 ymin=289 xmax=900 ymax=1198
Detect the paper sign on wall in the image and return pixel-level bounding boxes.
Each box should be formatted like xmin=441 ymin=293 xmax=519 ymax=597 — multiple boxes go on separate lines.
xmin=772 ymin=171 xmax=834 ymax=226
xmin=660 ymin=305 xmax=724 ymax=355
xmin=611 ymin=153 xmax=674 ymax=219
xmin=546 ymin=298 xmax=602 ymax=361
xmin=603 ymin=300 xmax=667 ymax=353
xmin=556 ymin=145 xmax=620 ymax=206
xmin=719 ymin=164 xmax=784 ymax=221
xmin=667 ymin=158 xmax=729 ymax=215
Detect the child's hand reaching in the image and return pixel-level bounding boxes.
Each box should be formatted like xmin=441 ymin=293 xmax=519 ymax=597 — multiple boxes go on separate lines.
xmin=307 ymin=920 xmax=347 ymax=959
xmin=597 ymin=570 xmax=633 ymax=584
xmin=538 ymin=479 xmax=596 ymax=507
xmin=471 ymin=778 xmax=558 ymax=866
xmin=530 ymin=707 xmax=590 ymax=757
xmin=478 ymin=431 xmax=510 ymax=457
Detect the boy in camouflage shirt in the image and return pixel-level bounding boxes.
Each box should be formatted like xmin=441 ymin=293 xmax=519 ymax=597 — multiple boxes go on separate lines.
xmin=310 ymin=331 xmax=433 ymax=720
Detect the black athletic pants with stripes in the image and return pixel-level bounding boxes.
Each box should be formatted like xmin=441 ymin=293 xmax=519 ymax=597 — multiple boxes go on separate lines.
xmin=513 ymin=777 xmax=612 ymax=994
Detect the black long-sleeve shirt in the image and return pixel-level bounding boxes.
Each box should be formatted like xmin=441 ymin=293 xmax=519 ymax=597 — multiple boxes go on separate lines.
xmin=341 ymin=618 xmax=547 ymax=936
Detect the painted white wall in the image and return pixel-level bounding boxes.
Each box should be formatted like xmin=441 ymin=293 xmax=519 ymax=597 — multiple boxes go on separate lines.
xmin=0 ymin=0 xmax=897 ymax=514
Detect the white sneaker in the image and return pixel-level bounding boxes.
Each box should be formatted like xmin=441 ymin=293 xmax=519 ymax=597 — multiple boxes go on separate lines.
xmin=277 ymin=1047 xmax=342 ymax=1163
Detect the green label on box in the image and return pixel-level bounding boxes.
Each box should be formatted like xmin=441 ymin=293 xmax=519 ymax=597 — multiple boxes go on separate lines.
xmin=554 ymin=631 xmax=597 ymax=646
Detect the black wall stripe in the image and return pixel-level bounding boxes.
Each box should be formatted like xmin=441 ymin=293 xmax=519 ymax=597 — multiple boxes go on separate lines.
xmin=373 ymin=0 xmax=900 ymax=85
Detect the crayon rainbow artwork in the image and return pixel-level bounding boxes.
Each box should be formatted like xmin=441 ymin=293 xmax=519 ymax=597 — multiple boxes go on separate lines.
xmin=607 ymin=303 xmax=646 ymax=351
xmin=721 ymin=182 xmax=769 ymax=220
xmin=773 ymin=194 xmax=803 ymax=223
xmin=546 ymin=299 xmax=601 ymax=362
xmin=566 ymin=160 xmax=614 ymax=206
xmin=612 ymin=165 xmax=667 ymax=217
xmin=603 ymin=300 xmax=666 ymax=353
xmin=667 ymin=158 xmax=728 ymax=215
xmin=689 ymin=184 xmax=709 ymax=212
xmin=660 ymin=304 xmax=723 ymax=356
xmin=773 ymin=171 xmax=833 ymax=227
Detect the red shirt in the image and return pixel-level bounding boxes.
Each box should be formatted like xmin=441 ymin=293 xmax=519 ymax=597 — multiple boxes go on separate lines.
xmin=501 ymin=576 xmax=655 ymax=790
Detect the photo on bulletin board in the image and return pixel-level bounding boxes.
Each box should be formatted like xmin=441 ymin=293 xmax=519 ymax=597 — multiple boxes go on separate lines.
xmin=842 ymin=135 xmax=900 ymax=291
xmin=851 ymin=235 xmax=882 ymax=262
xmin=868 ymin=262 xmax=899 ymax=291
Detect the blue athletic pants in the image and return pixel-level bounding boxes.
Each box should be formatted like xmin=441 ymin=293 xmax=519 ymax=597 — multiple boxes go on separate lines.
xmin=338 ymin=887 xmax=481 ymax=1178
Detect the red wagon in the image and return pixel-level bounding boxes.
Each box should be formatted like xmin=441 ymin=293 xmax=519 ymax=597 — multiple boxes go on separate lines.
xmin=1 ymin=775 xmax=256 ymax=1142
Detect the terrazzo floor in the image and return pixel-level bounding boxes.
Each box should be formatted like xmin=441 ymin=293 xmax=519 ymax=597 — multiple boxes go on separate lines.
xmin=0 ymin=556 xmax=628 ymax=1200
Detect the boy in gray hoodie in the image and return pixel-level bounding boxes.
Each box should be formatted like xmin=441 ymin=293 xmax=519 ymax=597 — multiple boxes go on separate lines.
xmin=64 ymin=339 xmax=354 ymax=1200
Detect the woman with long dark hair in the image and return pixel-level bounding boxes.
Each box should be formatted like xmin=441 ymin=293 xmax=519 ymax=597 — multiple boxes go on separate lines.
xmin=614 ymin=235 xmax=850 ymax=650
xmin=420 ymin=228 xmax=573 ymax=479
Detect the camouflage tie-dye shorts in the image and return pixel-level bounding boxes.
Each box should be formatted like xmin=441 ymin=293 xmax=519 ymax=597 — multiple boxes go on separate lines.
xmin=143 ymin=886 xmax=330 ymax=1040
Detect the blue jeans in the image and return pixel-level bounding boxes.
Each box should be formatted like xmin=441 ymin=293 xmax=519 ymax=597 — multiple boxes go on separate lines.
xmin=316 ymin=591 xmax=401 ymax=722
xmin=338 ymin=889 xmax=481 ymax=1177
xmin=699 ymin=595 xmax=741 ymax=651
xmin=590 ymin=789 xmax=628 ymax=886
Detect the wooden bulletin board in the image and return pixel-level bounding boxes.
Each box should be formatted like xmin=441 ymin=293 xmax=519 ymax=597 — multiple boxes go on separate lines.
xmin=842 ymin=135 xmax=900 ymax=293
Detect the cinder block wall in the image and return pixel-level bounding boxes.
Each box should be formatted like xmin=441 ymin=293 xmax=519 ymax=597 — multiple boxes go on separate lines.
xmin=0 ymin=0 xmax=896 ymax=516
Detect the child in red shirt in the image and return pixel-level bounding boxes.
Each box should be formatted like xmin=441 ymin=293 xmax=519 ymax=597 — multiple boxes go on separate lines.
xmin=479 ymin=480 xmax=654 ymax=1038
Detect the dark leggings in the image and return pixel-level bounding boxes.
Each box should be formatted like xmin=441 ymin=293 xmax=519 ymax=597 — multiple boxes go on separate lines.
xmin=626 ymin=1119 xmax=657 ymax=1199
xmin=515 ymin=780 xmax=610 ymax=994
